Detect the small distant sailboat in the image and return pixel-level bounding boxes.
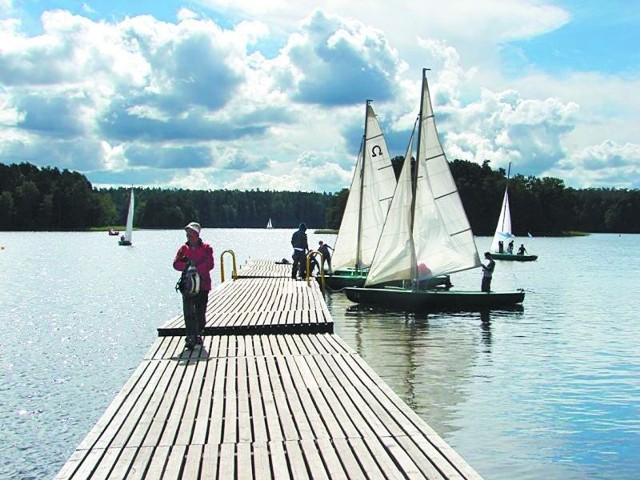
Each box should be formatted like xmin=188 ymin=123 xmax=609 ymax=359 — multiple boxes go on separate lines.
xmin=118 ymin=189 xmax=134 ymax=246
xmin=266 ymin=218 xmax=273 ymax=229
xmin=490 ymin=164 xmax=538 ymax=262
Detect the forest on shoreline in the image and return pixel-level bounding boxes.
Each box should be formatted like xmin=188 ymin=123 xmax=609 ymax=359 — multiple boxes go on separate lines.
xmin=1 ymin=160 xmax=639 ymax=234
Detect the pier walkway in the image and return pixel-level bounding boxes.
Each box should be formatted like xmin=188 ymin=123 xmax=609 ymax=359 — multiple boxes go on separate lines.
xmin=57 ymin=259 xmax=483 ymax=479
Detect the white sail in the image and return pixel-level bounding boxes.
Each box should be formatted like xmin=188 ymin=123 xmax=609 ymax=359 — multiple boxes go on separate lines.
xmin=365 ymin=71 xmax=480 ymax=287
xmin=364 ymin=135 xmax=416 ymax=285
xmin=416 ymin=74 xmax=480 ymax=277
xmin=267 ymin=218 xmax=273 ymax=229
xmin=490 ymin=189 xmax=514 ymax=252
xmin=123 ymin=189 xmax=134 ymax=243
xmin=331 ymin=102 xmax=396 ymax=271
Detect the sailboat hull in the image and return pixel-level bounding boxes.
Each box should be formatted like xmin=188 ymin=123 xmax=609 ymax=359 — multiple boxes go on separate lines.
xmin=491 ymin=253 xmax=538 ymax=262
xmin=321 ymin=270 xmax=451 ymax=291
xmin=344 ymin=286 xmax=525 ymax=311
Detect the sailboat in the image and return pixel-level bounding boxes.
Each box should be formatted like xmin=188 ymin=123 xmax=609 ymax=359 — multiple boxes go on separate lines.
xmin=118 ymin=189 xmax=134 ymax=246
xmin=344 ymin=69 xmax=524 ymax=311
xmin=323 ymin=100 xmax=398 ymax=290
xmin=266 ymin=218 xmax=273 ymax=229
xmin=489 ymin=164 xmax=537 ymax=261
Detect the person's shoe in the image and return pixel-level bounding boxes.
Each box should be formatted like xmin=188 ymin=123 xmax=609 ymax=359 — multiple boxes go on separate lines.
xmin=185 ymin=336 xmax=196 ymax=350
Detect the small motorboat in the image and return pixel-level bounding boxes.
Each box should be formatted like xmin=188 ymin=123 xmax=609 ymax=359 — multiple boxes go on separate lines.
xmin=108 ymin=229 xmax=120 ymax=236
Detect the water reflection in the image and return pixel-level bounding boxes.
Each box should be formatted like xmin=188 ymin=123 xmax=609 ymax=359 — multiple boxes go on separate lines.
xmin=329 ymin=291 xmax=527 ymax=440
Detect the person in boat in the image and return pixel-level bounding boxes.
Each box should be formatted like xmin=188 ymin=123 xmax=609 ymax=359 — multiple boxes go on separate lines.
xmin=415 ymin=263 xmax=453 ymax=290
xmin=517 ymin=244 xmax=527 ymax=255
xmin=317 ymin=240 xmax=334 ymax=274
xmin=291 ymin=223 xmax=309 ymax=280
xmin=481 ymin=252 xmax=495 ymax=292
xmin=507 ymin=240 xmax=514 ymax=254
xmin=173 ymin=222 xmax=214 ymax=350
xmin=498 ymin=240 xmax=504 ymax=253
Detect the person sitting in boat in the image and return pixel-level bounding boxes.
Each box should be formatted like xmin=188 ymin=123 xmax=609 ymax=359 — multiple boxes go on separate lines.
xmin=507 ymin=240 xmax=514 ymax=254
xmin=415 ymin=263 xmax=452 ymax=290
xmin=517 ymin=244 xmax=527 ymax=255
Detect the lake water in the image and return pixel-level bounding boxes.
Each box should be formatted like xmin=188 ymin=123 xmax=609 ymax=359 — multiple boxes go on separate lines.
xmin=0 ymin=230 xmax=638 ymax=479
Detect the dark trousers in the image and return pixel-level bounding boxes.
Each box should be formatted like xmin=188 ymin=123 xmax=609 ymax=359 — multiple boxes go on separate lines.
xmin=292 ymin=250 xmax=306 ymax=278
xmin=481 ymin=277 xmax=492 ymax=292
xmin=182 ymin=290 xmax=209 ymax=339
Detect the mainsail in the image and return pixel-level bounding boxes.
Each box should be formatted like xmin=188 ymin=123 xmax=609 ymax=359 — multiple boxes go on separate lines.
xmin=331 ymin=101 xmax=396 ymax=272
xmin=365 ymin=70 xmax=480 ymax=287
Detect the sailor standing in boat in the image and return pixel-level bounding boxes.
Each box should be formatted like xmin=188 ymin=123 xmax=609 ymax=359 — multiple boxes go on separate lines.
xmin=481 ymin=252 xmax=495 ymax=292
xmin=173 ymin=222 xmax=214 ymax=350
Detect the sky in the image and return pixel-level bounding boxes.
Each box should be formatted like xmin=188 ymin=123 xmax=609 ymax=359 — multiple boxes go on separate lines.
xmin=0 ymin=0 xmax=638 ymax=192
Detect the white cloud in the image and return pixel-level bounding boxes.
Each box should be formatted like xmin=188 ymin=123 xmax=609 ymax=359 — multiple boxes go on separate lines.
xmin=546 ymin=141 xmax=640 ymax=188
xmin=0 ymin=2 xmax=637 ymax=191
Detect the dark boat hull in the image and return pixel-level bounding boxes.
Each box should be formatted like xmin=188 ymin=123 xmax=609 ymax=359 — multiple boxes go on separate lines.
xmin=321 ymin=271 xmax=451 ymax=291
xmin=491 ymin=253 xmax=538 ymax=262
xmin=322 ymin=272 xmax=367 ymax=290
xmin=344 ymin=286 xmax=525 ymax=311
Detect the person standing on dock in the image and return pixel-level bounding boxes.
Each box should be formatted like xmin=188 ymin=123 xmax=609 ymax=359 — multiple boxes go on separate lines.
xmin=291 ymin=223 xmax=309 ymax=279
xmin=481 ymin=251 xmax=495 ymax=292
xmin=173 ymin=222 xmax=214 ymax=350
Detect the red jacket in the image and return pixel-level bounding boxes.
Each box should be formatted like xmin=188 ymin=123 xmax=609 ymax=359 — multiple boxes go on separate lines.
xmin=173 ymin=239 xmax=215 ymax=291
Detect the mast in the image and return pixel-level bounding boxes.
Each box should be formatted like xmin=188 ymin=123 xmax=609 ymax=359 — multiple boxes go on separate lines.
xmin=355 ymin=99 xmax=372 ymax=272
xmin=409 ymin=70 xmax=428 ymax=284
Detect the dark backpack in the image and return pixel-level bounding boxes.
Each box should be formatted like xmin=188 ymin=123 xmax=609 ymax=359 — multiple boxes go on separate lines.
xmin=176 ymin=264 xmax=200 ymax=297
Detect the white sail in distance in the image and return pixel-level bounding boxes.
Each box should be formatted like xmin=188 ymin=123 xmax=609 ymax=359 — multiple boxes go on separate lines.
xmin=123 ymin=189 xmax=134 ymax=243
xmin=490 ymin=189 xmax=514 ymax=252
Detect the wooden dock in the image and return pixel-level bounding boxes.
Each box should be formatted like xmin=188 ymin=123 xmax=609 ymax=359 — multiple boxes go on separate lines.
xmin=57 ymin=260 xmax=483 ymax=479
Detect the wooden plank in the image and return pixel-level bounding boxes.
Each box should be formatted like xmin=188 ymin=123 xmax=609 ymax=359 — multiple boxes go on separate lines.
xmin=201 ymin=444 xmax=219 ymax=478
xmin=247 ymin=355 xmax=269 ymax=442
xmin=217 ymin=443 xmax=235 ymax=479
xmin=285 ymin=440 xmax=310 ymax=480
xmin=191 ymin=359 xmax=217 ymax=445
xmin=141 ymin=446 xmax=170 ymax=480
xmin=237 ymin=442 xmax=253 ymax=478
xmin=126 ymin=446 xmax=154 ymax=480
xmin=222 ymin=356 xmax=238 ymax=443
xmin=300 ymin=439 xmax=329 ymax=480
xmin=162 ymin=445 xmax=186 ymax=478
xmin=183 ymin=444 xmax=202 ymax=478
xmin=207 ymin=358 xmax=227 ymax=445
xmin=256 ymin=356 xmax=283 ymax=442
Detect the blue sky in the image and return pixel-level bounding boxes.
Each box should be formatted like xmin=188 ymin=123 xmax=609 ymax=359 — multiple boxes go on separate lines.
xmin=1 ymin=0 xmax=638 ymax=191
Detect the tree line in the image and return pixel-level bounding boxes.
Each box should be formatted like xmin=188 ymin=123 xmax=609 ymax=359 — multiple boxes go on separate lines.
xmin=1 ymin=161 xmax=639 ymax=234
